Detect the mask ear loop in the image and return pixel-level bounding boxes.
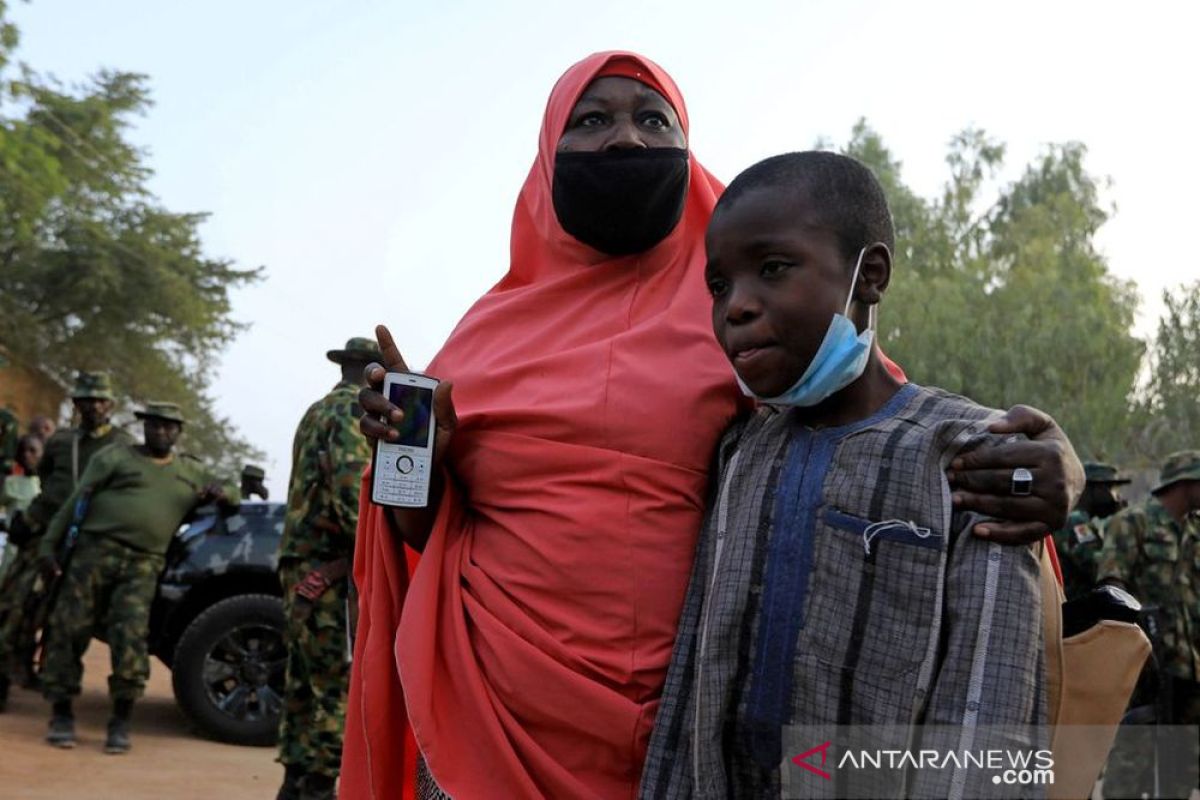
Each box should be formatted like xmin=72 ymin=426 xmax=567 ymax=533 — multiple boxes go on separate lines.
xmin=846 ymin=244 xmax=891 ymax=332
xmin=843 ymin=247 xmax=867 ymax=317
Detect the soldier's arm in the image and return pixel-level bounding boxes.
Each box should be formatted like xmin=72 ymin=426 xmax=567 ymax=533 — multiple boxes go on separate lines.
xmin=37 ymin=445 xmax=119 ymax=560
xmin=203 ymin=472 xmax=242 ymax=510
xmin=325 ymin=399 xmax=371 ymax=547
xmin=1095 ymin=512 xmax=1137 ymax=592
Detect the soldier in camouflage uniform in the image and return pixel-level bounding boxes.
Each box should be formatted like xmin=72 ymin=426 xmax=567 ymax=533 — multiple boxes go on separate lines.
xmin=275 ymin=337 xmax=378 ymax=800
xmin=1098 ymin=450 xmax=1200 ymax=798
xmin=1051 ymin=461 xmax=1131 ymax=600
xmin=241 ymin=463 xmax=270 ymax=500
xmin=0 ymin=372 xmax=133 ymax=711
xmin=37 ymin=401 xmax=239 ymax=754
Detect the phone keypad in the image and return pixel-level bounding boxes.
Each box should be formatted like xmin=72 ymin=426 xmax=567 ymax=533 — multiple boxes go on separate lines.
xmin=374 ymin=449 xmax=432 ymax=507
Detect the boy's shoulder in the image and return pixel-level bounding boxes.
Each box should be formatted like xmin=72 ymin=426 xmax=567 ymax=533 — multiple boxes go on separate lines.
xmin=894 ymin=383 xmax=1003 ymax=430
xmin=717 ymin=405 xmax=788 ymax=454
xmin=714 ymin=384 xmax=1005 ymax=471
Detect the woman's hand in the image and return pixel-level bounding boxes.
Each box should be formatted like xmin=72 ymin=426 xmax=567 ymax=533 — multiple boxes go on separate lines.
xmin=948 ymin=405 xmax=1085 ymax=545
xmin=358 ymin=324 xmax=458 ymax=551
xmin=358 ymin=325 xmax=457 ymax=468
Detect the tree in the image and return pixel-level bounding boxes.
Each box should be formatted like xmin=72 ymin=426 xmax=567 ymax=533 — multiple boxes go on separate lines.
xmin=1136 ymin=281 xmax=1200 ymax=457
xmin=840 ymin=121 xmax=1144 ymax=461
xmin=0 ymin=2 xmax=262 ymax=472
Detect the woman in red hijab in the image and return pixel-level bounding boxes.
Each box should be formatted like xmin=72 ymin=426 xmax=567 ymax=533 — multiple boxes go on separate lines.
xmin=341 ymin=52 xmax=1079 ymax=800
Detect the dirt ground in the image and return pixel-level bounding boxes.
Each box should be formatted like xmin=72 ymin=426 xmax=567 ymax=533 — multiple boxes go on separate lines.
xmin=0 ymin=642 xmax=281 ymax=800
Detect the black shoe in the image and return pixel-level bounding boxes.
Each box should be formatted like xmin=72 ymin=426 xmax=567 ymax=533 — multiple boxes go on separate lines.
xmin=276 ymin=764 xmax=305 ymax=800
xmin=298 ymin=773 xmax=336 ymax=800
xmin=46 ymin=714 xmax=76 ymax=748
xmin=103 ymin=716 xmax=131 ymax=754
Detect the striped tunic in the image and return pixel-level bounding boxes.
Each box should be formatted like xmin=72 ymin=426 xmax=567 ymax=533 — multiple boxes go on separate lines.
xmin=640 ymin=384 xmax=1046 ymax=800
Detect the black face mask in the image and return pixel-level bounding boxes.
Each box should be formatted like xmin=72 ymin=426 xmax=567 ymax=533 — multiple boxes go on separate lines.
xmin=552 ymin=147 xmax=689 ymax=256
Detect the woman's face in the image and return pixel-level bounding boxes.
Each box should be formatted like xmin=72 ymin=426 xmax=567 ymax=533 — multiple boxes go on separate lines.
xmin=557 ymin=77 xmax=685 ymax=153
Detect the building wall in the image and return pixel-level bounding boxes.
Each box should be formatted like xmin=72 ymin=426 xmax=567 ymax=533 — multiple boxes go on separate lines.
xmin=0 ymin=357 xmax=67 ymax=428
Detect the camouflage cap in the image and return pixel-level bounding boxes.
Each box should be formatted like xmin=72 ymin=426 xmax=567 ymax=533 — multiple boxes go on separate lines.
xmin=1151 ymin=450 xmax=1200 ymax=494
xmin=70 ymin=371 xmax=115 ymax=400
xmin=134 ymin=401 xmax=186 ymax=425
xmin=241 ymin=464 xmax=266 ymax=480
xmin=327 ymin=336 xmax=383 ymax=365
xmin=1084 ymin=461 xmax=1131 ymax=485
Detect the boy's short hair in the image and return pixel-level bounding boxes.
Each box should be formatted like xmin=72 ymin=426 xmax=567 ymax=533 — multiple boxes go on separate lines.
xmin=717 ymin=151 xmax=895 ymax=260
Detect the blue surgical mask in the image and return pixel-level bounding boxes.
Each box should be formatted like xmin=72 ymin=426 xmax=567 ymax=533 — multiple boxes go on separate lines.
xmin=736 ymin=247 xmax=876 ymax=407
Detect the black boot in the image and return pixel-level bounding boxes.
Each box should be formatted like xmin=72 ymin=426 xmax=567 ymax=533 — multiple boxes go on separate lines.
xmin=45 ymin=699 xmax=75 ymax=748
xmin=104 ymin=698 xmax=133 ymax=754
xmin=298 ymin=773 xmax=336 ymax=800
xmin=275 ymin=764 xmax=305 ymax=800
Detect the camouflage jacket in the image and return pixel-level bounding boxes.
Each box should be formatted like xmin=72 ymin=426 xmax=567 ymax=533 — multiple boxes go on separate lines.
xmin=1097 ymin=496 xmax=1200 ymax=680
xmin=24 ymin=424 xmax=135 ymax=533
xmin=1052 ymin=508 xmax=1111 ymax=600
xmin=278 ymin=381 xmax=370 ymax=563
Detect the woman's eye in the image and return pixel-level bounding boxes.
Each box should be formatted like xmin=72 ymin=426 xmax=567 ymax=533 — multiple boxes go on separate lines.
xmin=640 ymin=112 xmax=669 ymax=131
xmin=577 ymin=112 xmax=607 ymax=128
xmin=706 ymin=277 xmax=729 ymax=297
xmin=761 ymin=261 xmax=791 ymax=278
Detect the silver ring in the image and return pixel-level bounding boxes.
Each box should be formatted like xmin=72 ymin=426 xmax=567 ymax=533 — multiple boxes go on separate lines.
xmin=1011 ymin=467 xmax=1033 ymax=496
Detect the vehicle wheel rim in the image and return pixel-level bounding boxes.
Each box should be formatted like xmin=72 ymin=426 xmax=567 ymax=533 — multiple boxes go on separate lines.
xmin=200 ymin=622 xmax=286 ymax=723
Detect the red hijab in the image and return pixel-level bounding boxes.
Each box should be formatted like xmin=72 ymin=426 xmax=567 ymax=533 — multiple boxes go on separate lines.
xmin=340 ymin=52 xmax=743 ymax=799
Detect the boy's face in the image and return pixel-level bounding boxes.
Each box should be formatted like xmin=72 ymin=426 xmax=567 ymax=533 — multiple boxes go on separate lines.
xmin=17 ymin=438 xmax=42 ymax=473
xmin=705 ymin=186 xmax=862 ymax=398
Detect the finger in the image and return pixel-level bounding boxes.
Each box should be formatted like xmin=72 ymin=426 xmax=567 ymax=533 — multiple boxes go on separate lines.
xmin=433 ymin=382 xmax=457 ymax=431
xmin=358 ymin=387 xmax=401 ymax=422
xmin=363 ymin=362 xmax=386 ymax=388
xmin=947 ymin=466 xmax=1049 ymax=495
xmin=986 ymin=404 xmax=1055 ymax=436
xmin=360 ymin=416 xmax=399 ymax=442
xmin=971 ymin=520 xmax=1048 ymax=545
xmin=950 ymin=439 xmax=1058 ymax=471
xmin=950 ymin=490 xmax=1050 ymax=521
xmin=375 ymin=325 xmax=409 ymax=373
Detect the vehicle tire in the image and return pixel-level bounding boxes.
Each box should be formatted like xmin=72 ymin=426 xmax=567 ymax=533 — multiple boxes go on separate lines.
xmin=171 ymin=593 xmax=286 ymax=746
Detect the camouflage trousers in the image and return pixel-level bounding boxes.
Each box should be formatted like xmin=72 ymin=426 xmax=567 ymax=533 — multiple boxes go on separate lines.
xmin=277 ymin=559 xmax=351 ymax=779
xmin=0 ymin=543 xmax=42 ymax=680
xmin=40 ymin=535 xmax=164 ymax=702
xmin=1104 ymin=676 xmax=1200 ymax=799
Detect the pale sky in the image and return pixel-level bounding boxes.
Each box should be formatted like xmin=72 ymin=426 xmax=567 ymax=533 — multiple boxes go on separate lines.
xmin=10 ymin=0 xmax=1199 ymax=498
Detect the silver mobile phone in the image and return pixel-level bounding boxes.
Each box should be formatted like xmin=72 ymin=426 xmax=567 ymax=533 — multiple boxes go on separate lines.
xmin=370 ymin=372 xmax=438 ymax=507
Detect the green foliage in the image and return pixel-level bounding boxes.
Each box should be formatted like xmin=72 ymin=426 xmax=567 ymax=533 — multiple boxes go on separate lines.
xmin=840 ymin=121 xmax=1145 ymax=461
xmin=1136 ymin=281 xmax=1200 ymax=456
xmin=0 ymin=5 xmax=262 ymax=473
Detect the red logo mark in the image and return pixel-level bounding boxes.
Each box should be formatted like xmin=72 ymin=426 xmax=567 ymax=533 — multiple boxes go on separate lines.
xmin=792 ymin=741 xmax=833 ymax=780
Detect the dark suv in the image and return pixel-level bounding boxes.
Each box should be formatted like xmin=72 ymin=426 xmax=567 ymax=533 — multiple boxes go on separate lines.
xmin=149 ymin=501 xmax=287 ymax=746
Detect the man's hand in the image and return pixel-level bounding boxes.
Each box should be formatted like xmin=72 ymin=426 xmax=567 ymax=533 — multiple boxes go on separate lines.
xmin=38 ymin=554 xmax=61 ymax=581
xmin=199 ymin=482 xmax=228 ymax=505
xmin=948 ymin=405 xmax=1084 ymax=545
xmin=295 ymin=569 xmax=332 ymax=603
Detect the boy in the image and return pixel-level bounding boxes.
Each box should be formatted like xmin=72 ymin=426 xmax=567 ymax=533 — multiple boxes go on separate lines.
xmin=640 ymin=152 xmax=1045 ymax=799
xmin=0 ymin=435 xmax=43 ymax=581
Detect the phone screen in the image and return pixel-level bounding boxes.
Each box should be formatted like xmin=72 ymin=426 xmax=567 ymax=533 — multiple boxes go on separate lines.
xmin=387 ymin=383 xmax=433 ymax=448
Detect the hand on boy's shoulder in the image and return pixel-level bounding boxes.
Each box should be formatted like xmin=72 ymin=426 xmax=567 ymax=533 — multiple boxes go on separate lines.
xmin=946 ymin=404 xmax=1081 ymax=545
